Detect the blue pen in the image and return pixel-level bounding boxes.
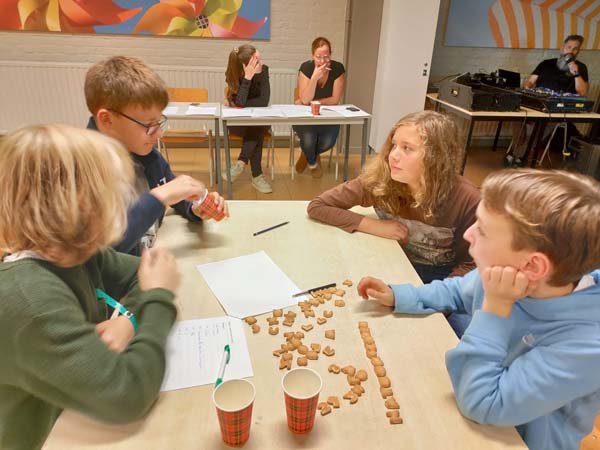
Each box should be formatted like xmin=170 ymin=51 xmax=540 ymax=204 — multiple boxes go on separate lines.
xmin=214 ymin=344 xmax=231 ymax=388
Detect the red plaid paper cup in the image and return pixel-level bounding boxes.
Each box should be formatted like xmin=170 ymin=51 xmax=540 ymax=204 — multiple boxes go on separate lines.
xmin=310 ymin=100 xmax=321 ymax=115
xmin=213 ymin=379 xmax=255 ymax=447
xmin=281 ymin=367 xmax=322 ymax=434
xmin=194 ymin=189 xmax=225 ymax=221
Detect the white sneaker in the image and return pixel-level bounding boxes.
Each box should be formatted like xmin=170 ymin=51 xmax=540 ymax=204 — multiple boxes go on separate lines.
xmin=251 ymin=174 xmax=273 ymax=194
xmin=222 ymin=160 xmax=245 ymax=182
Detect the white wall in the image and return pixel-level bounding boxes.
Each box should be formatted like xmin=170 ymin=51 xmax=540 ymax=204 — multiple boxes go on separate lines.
xmin=0 ymin=1 xmax=349 ymax=135
xmin=370 ymin=0 xmax=440 ymax=152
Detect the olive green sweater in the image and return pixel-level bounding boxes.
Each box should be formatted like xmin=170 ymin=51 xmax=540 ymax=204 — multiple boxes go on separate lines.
xmin=0 ymin=249 xmax=177 ymax=450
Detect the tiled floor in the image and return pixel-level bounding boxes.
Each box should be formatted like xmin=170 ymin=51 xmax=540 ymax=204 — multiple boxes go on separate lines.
xmin=167 ymin=143 xmax=600 ymax=450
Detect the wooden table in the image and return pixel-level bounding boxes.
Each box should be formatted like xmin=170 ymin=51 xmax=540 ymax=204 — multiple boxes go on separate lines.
xmin=43 ymin=201 xmax=526 ymax=450
xmin=222 ymin=106 xmax=371 ymax=199
xmin=426 ymin=93 xmax=600 ymax=172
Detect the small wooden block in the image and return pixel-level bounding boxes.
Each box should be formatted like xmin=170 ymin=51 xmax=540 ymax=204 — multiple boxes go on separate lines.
xmin=327 ymin=396 xmax=340 ymax=408
xmin=374 ymin=366 xmax=386 ymax=377
xmin=325 ymin=329 xmax=335 ymax=340
xmin=322 ymin=346 xmax=335 ymax=357
xmin=301 ymin=324 xmax=313 ymax=332
xmin=245 ymin=316 xmax=257 ymax=325
xmin=356 ymin=369 xmax=368 ymax=381
xmin=328 ymin=364 xmax=341 ymax=374
xmin=380 ymin=387 xmax=393 ymax=399
xmin=268 ymin=326 xmax=279 ymax=335
xmin=378 ymin=376 xmax=391 ymax=388
xmin=317 ymin=317 xmax=327 ymax=325
xmin=251 ymin=324 xmax=260 ymax=334
xmin=306 ymin=351 xmax=319 ymax=360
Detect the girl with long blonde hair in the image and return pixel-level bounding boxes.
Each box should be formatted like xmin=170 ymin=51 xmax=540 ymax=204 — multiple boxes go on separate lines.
xmin=308 ymin=110 xmax=480 ymax=284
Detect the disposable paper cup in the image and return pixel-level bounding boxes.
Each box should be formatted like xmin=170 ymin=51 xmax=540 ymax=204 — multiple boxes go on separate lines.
xmin=310 ymin=101 xmax=321 ymax=115
xmin=195 ymin=189 xmax=225 ymax=221
xmin=282 ymin=367 xmax=322 ymax=434
xmin=213 ymin=379 xmax=255 ymax=447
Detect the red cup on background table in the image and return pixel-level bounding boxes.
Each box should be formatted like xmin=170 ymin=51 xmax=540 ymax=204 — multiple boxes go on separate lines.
xmin=310 ymin=100 xmax=321 ymax=115
xmin=194 ymin=189 xmax=226 ymax=221
xmin=213 ymin=379 xmax=255 ymax=447
xmin=282 ymin=367 xmax=322 ymax=434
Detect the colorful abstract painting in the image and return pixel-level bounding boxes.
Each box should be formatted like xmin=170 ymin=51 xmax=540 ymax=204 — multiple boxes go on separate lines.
xmin=445 ymin=0 xmax=600 ymax=49
xmin=0 ymin=0 xmax=270 ymax=39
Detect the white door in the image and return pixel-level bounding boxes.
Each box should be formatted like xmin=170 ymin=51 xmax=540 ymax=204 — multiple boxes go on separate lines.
xmin=370 ymin=0 xmax=440 ymax=152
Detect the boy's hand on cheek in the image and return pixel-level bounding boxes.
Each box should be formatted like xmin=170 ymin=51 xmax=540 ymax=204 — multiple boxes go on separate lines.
xmin=357 ymin=276 xmax=395 ymax=307
xmin=96 ymin=316 xmax=134 ymax=353
xmin=481 ymin=266 xmax=530 ymax=318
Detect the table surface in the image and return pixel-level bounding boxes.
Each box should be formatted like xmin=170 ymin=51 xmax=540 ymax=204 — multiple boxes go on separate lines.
xmin=43 ymin=201 xmax=525 ymax=450
xmin=427 ymin=93 xmax=600 ymax=120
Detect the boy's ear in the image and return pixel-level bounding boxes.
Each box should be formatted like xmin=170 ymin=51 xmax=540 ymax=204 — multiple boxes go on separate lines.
xmin=95 ymin=108 xmax=113 ymax=131
xmin=520 ymin=252 xmax=553 ymax=282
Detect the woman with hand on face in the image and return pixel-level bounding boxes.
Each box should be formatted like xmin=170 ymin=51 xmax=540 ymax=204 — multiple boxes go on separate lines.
xmin=294 ymin=37 xmax=346 ymax=178
xmin=223 ymin=44 xmax=273 ymax=194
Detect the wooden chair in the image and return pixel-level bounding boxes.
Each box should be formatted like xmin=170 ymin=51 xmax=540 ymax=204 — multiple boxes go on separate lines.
xmin=158 ymin=88 xmax=215 ymax=186
xmin=284 ymin=87 xmax=340 ymax=180
xmin=223 ymin=87 xmax=275 ymax=180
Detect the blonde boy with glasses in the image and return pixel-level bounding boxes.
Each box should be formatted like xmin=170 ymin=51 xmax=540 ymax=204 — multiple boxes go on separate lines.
xmin=358 ymin=169 xmax=600 ymax=450
xmin=85 ymin=56 xmax=228 ymax=256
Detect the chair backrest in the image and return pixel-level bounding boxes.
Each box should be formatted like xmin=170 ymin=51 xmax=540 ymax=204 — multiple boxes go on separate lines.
xmin=167 ymin=87 xmax=208 ymax=103
xmin=294 ymin=87 xmax=299 ymax=103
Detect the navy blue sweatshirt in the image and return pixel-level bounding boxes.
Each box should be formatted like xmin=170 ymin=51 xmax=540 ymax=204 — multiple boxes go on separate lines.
xmin=87 ymin=117 xmax=201 ymax=255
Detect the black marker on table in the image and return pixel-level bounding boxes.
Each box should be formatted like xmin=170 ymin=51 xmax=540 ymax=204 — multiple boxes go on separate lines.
xmin=253 ymin=221 xmax=289 ymax=236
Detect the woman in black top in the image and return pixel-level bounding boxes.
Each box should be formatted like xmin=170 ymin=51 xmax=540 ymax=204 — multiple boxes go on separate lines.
xmin=223 ymin=44 xmax=272 ymax=194
xmin=294 ymin=37 xmax=346 ymax=178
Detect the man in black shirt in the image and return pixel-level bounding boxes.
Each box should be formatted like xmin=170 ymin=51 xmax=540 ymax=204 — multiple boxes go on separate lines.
xmin=510 ymin=35 xmax=589 ymax=163
xmin=525 ymin=34 xmax=589 ymax=96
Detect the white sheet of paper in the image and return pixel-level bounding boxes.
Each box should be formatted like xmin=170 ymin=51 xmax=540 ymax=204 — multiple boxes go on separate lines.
xmin=222 ymin=107 xmax=253 ymax=118
xmin=186 ymin=105 xmax=217 ymax=116
xmin=250 ymin=107 xmax=286 ymax=117
xmin=162 ymin=105 xmax=179 ymax=116
xmin=160 ymin=317 xmax=253 ymax=392
xmin=321 ymin=105 xmax=369 ymax=117
xmin=272 ymin=104 xmax=313 ymax=118
xmin=196 ymin=251 xmax=306 ymax=318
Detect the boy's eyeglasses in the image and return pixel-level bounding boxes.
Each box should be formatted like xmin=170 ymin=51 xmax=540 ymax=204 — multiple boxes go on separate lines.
xmin=110 ymin=110 xmax=168 ymax=135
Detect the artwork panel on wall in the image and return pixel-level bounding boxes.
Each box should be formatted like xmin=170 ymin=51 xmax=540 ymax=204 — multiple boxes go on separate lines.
xmin=445 ymin=0 xmax=600 ymax=49
xmin=0 ymin=0 xmax=270 ymax=39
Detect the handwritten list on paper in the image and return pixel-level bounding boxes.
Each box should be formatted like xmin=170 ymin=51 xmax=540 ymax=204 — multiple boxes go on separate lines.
xmin=160 ymin=317 xmax=253 ymax=392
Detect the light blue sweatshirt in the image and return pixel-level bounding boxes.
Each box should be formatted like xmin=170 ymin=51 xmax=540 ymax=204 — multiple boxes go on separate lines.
xmin=391 ymin=269 xmax=600 ymax=450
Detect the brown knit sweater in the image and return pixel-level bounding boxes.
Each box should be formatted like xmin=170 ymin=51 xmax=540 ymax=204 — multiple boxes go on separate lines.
xmin=307 ymin=176 xmax=480 ymax=277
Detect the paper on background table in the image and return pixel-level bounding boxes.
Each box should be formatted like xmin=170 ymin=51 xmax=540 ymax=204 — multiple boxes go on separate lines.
xmin=222 ymin=107 xmax=253 ymax=118
xmin=162 ymin=105 xmax=179 ymax=116
xmin=160 ymin=317 xmax=253 ymax=392
xmin=272 ymin=104 xmax=313 ymax=118
xmin=186 ymin=105 xmax=217 ymax=116
xmin=250 ymin=107 xmax=286 ymax=117
xmin=197 ymin=251 xmax=306 ymax=318
xmin=322 ymin=105 xmax=368 ymax=117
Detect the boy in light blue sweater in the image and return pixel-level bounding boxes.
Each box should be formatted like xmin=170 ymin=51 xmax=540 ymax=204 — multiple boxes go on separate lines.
xmin=358 ymin=169 xmax=600 ymax=450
